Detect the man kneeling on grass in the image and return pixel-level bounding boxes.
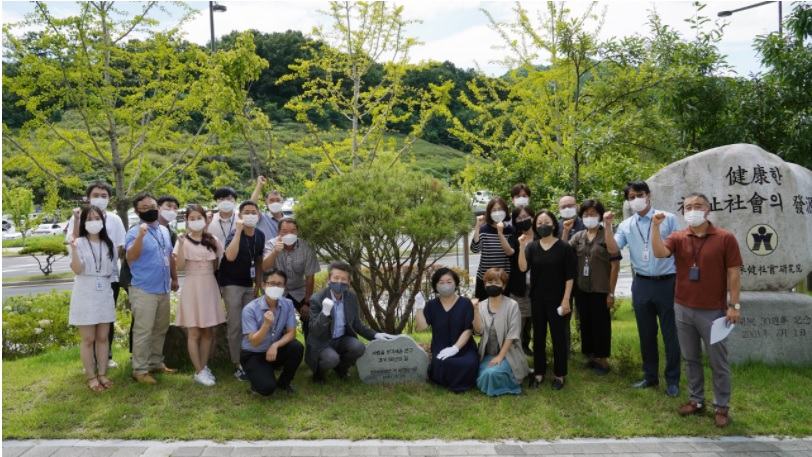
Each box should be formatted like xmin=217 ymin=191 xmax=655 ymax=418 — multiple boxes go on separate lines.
xmin=241 ymin=269 xmax=304 ymax=396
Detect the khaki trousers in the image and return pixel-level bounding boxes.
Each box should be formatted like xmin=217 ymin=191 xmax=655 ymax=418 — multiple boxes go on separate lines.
xmin=129 ymin=286 xmax=171 ymax=375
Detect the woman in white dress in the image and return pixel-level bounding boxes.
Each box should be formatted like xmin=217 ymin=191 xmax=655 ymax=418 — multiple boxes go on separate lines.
xmin=69 ymin=205 xmax=119 ymax=391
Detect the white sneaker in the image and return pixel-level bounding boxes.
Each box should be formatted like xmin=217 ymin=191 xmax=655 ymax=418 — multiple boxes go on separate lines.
xmin=194 ymin=371 xmax=215 ymax=387
xmin=107 ymin=360 xmax=119 ymax=368
xmin=202 ymin=366 xmax=215 ymax=382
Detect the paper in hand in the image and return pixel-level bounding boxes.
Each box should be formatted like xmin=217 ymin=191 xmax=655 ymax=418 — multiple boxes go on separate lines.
xmin=710 ymin=316 xmax=734 ymax=344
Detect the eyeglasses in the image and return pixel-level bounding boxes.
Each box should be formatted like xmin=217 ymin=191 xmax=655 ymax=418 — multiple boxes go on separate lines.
xmin=264 ymin=281 xmax=285 ymax=287
xmin=137 ymin=205 xmax=159 ymax=212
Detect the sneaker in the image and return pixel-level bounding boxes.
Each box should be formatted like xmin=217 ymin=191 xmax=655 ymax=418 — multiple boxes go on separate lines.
xmin=234 ymin=366 xmax=248 ymax=381
xmin=107 ymin=359 xmax=119 ymax=369
xmin=194 ymin=371 xmax=215 ymax=387
xmin=202 ymin=366 xmax=215 ymax=382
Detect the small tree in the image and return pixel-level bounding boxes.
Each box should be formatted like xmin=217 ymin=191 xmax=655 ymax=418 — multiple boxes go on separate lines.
xmin=2 ymin=183 xmax=38 ymax=247
xmin=19 ymin=237 xmax=68 ymax=276
xmin=295 ymin=166 xmax=471 ymax=333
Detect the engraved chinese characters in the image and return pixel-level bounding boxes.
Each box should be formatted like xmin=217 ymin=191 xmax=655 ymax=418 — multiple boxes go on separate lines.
xmin=356 ymin=335 xmax=429 ymax=384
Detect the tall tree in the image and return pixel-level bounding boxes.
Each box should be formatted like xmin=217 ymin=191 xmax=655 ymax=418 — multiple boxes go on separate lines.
xmin=2 ymin=2 xmax=268 ymax=226
xmin=279 ymin=1 xmax=453 ymax=179
xmin=2 ymin=183 xmax=37 ymax=247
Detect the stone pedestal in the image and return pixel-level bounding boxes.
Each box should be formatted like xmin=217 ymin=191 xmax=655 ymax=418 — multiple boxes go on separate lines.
xmin=356 ymin=335 xmax=429 ymax=384
xmin=162 ymin=323 xmax=232 ymax=370
xmin=729 ymin=292 xmax=812 ymax=365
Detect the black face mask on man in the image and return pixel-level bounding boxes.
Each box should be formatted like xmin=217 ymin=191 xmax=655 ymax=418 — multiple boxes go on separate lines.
xmin=140 ymin=209 xmax=159 ymax=223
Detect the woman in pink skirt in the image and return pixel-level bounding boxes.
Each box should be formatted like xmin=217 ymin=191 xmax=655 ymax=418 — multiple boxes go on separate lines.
xmin=173 ymin=204 xmax=226 ymax=386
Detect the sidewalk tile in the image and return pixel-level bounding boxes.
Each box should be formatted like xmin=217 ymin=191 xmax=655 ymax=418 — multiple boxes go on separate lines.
xmin=110 ymin=448 xmax=149 ymax=457
xmin=172 ymin=447 xmax=205 ymax=457
xmin=140 ymin=446 xmax=174 ymax=457
xmin=259 ymin=447 xmax=293 ymax=456
xmin=604 ymin=444 xmax=639 ymax=453
xmin=320 ymin=446 xmax=350 ymax=456
xmin=775 ymin=452 xmax=811 ymax=457
xmin=408 ymin=446 xmax=438 ymax=456
xmin=4 ymin=448 xmax=32 ymax=457
xmin=55 ymin=447 xmax=87 ymax=457
xmin=20 ymin=448 xmax=60 ymax=457
xmin=230 ymin=449 xmax=268 ymax=457
xmin=290 ymin=447 xmax=321 ymax=457
xmin=379 ymin=446 xmax=410 ymax=456
xmin=774 ymin=441 xmax=812 ymax=450
xmin=435 ymin=446 xmax=469 ymax=456
xmin=657 ymin=443 xmax=702 ymax=453
xmin=346 ymin=447 xmax=380 ymax=456
xmin=688 ymin=443 xmax=726 ymax=453
xmin=717 ymin=443 xmax=781 ymax=452
xmin=471 ymin=446 xmax=496 ymax=455
xmin=685 ymin=452 xmax=721 ymax=457
xmin=80 ymin=447 xmax=120 ymax=457
xmin=201 ymin=447 xmax=234 ymax=456
xmin=519 ymin=444 xmax=558 ymax=455
xmin=494 ymin=445 xmax=524 ymax=455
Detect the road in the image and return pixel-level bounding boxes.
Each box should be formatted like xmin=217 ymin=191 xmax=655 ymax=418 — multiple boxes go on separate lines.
xmin=2 ymin=252 xmax=72 ymax=278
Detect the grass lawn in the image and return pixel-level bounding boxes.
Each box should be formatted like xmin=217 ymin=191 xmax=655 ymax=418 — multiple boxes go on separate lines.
xmin=3 ymin=271 xmax=73 ymax=283
xmin=3 ymin=301 xmax=811 ymax=441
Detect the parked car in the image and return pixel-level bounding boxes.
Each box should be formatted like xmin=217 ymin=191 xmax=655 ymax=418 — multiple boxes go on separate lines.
xmin=2 ymin=231 xmax=22 ymax=240
xmin=29 ymin=222 xmax=68 ymax=237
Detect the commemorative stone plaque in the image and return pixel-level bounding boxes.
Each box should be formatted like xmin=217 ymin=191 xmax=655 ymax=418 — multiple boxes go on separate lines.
xmin=356 ymin=334 xmax=429 ymax=384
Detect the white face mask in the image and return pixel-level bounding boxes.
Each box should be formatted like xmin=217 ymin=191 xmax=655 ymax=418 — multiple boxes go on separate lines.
xmin=187 ymin=219 xmax=206 ymax=232
xmin=160 ymin=210 xmax=177 ymax=222
xmin=242 ymin=214 xmax=259 ymax=227
xmin=265 ymin=286 xmax=285 ymax=300
xmin=629 ymin=197 xmax=648 ymax=213
xmin=281 ymin=234 xmax=298 ymax=246
xmin=583 ymin=216 xmax=600 ymax=229
xmin=218 ymin=200 xmax=235 ymax=213
xmin=268 ymin=202 xmax=283 ymax=213
xmin=684 ymin=210 xmax=706 ymax=227
xmin=90 ymin=198 xmax=109 ymax=211
xmin=513 ymin=197 xmax=529 ymax=207
xmin=560 ymin=207 xmax=577 ymax=219
xmin=490 ymin=210 xmax=506 ymax=223
xmin=85 ymin=220 xmax=104 ymax=234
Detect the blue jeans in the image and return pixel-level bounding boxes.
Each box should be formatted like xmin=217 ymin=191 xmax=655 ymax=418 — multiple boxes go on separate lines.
xmin=631 ymin=275 xmax=681 ymax=386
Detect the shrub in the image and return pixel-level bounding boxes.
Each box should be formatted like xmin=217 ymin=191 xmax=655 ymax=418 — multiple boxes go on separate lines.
xmin=19 ymin=236 xmax=68 ymax=276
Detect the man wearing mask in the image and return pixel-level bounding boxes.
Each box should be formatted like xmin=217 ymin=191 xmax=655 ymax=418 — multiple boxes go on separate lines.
xmin=606 ymin=180 xmax=682 ymax=397
xmin=126 ymin=193 xmax=179 ymax=384
xmin=558 ymin=196 xmax=586 ymax=240
xmin=67 ymin=181 xmax=126 ymax=369
xmin=220 ymin=201 xmax=266 ymax=381
xmin=251 ymin=176 xmax=286 ymax=240
xmin=650 ymin=193 xmax=742 ymax=427
xmin=262 ymin=217 xmax=320 ymax=340
xmin=208 ymin=186 xmax=239 ymax=246
xmin=306 ymin=262 xmax=396 ymax=384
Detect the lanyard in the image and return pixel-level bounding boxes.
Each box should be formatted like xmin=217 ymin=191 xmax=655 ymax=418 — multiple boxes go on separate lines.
xmin=147 ymin=225 xmax=166 ymax=254
xmin=689 ymin=235 xmax=708 ymax=267
xmin=244 ymin=232 xmax=257 ymax=266
xmin=634 ymin=216 xmax=651 ymax=246
xmin=219 ymin=214 xmax=234 ymax=237
xmin=88 ymin=240 xmax=102 ymax=275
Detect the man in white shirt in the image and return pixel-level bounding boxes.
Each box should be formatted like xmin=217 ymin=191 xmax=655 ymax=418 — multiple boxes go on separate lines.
xmin=207 ymin=186 xmax=239 ymax=246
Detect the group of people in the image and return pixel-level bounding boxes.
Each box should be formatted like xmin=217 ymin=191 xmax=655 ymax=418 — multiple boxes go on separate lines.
xmin=66 ymin=177 xmax=742 ymax=427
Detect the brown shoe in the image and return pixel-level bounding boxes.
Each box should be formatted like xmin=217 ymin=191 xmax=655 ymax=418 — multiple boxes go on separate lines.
xmin=714 ymin=408 xmax=731 ymax=427
xmin=132 ymin=373 xmax=157 ymax=384
xmin=149 ymin=364 xmax=178 ymax=374
xmin=678 ymin=400 xmax=705 ymax=416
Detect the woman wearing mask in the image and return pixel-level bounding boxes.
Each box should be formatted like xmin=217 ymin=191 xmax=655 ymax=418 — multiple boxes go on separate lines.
xmin=470 ymin=197 xmax=514 ymax=301
xmin=507 ymin=206 xmax=535 ymax=355
xmin=415 ymin=267 xmax=479 ymax=393
xmin=562 ymin=200 xmax=621 ymax=375
xmin=68 ymin=205 xmax=119 ymax=391
xmin=473 ymin=268 xmax=530 ymax=396
xmin=173 ymin=205 xmax=227 ymax=386
xmin=518 ymin=210 xmax=577 ymax=390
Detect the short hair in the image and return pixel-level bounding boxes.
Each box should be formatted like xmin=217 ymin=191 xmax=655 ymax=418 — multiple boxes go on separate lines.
xmin=684 ymin=192 xmax=711 ymax=208
xmin=213 ymin=186 xmax=238 ymax=200
xmin=86 ymin=181 xmax=113 ymax=199
xmin=578 ymin=199 xmax=606 ymax=221
xmin=511 ymin=206 xmax=535 ymax=224
xmin=239 ymin=200 xmax=259 ymax=212
xmin=510 ymin=183 xmax=531 ymax=198
xmin=279 ymin=217 xmax=298 ymax=230
xmin=533 ymin=210 xmax=560 ymax=238
xmin=430 ymin=267 xmax=460 ymax=294
xmin=265 ymin=190 xmax=283 ymax=200
xmin=132 ymin=193 xmax=155 ymax=210
xmin=483 ymin=268 xmax=509 ymax=286
xmin=484 ymin=196 xmax=510 ymax=225
xmin=156 ymin=195 xmax=180 ymax=208
xmin=328 ymin=261 xmax=352 ymax=279
xmin=262 ymin=268 xmax=288 ymax=285
xmin=623 ymin=180 xmax=650 ymax=200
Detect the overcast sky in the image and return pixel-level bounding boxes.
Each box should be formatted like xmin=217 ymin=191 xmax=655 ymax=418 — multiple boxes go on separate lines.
xmin=2 ymin=1 xmax=788 ymax=77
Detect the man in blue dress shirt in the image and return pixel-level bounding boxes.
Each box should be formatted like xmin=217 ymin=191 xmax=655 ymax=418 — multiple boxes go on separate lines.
xmin=605 ymin=180 xmax=682 ymax=397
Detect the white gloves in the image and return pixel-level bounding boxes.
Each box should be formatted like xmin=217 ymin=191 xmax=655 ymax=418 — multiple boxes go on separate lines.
xmin=414 ymin=292 xmax=426 ymax=310
xmin=436 ymin=346 xmax=459 ymax=360
xmin=374 ymin=333 xmax=397 ymax=341
xmin=322 ymin=298 xmax=334 ymax=316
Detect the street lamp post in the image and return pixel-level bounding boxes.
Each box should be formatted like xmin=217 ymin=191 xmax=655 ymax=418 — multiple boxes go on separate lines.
xmin=717 ymin=1 xmax=782 ymax=35
xmin=209 ymin=1 xmax=227 ymax=53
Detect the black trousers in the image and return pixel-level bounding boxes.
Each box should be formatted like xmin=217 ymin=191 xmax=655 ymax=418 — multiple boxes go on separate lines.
xmin=575 ymin=289 xmax=611 ymax=358
xmin=532 ymin=300 xmax=569 ymax=378
xmin=288 ymin=294 xmax=310 ymax=341
xmin=240 ymin=339 xmax=304 ymax=396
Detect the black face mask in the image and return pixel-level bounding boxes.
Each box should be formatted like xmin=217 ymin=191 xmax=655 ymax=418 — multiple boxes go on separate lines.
xmin=140 ymin=209 xmax=159 ymax=223
xmin=515 ymin=219 xmax=532 ymax=232
xmin=485 ymin=285 xmax=503 ymax=297
xmin=536 ymin=224 xmax=554 ymax=238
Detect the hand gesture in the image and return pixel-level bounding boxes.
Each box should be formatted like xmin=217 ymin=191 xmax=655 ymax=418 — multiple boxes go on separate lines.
xmin=496 ymin=221 xmax=505 ymax=233
xmin=234 ymin=214 xmax=244 ymax=232
xmin=266 ymin=344 xmax=278 ymax=362
xmin=273 ymin=235 xmax=284 ymax=253
xmin=171 ymin=279 xmax=179 ymax=292
xmin=138 ymin=223 xmax=150 ymax=237
xmin=726 ymin=307 xmax=740 ymax=325
xmin=322 ymin=298 xmax=334 ymax=316
xmin=72 ymin=207 xmax=82 ymax=220
xmin=603 ymin=211 xmax=615 ymax=226
xmin=374 ymin=333 xmax=397 ymax=341
xmin=559 ymin=301 xmax=571 ymax=316
xmin=263 ymin=310 xmax=275 ymax=326
xmin=518 ymin=233 xmax=529 ymax=245
xmin=471 ymin=298 xmax=480 ymax=312
xmin=476 ymin=215 xmax=485 ymax=230
xmin=68 ymin=236 xmax=78 ymax=249
xmin=257 ymin=175 xmax=266 ymax=187
xmin=562 ymin=218 xmax=574 ymax=232
xmin=177 ymin=233 xmax=186 ymax=243
xmin=652 ymin=212 xmax=666 ymax=226
xmin=436 ymin=346 xmax=459 ymax=360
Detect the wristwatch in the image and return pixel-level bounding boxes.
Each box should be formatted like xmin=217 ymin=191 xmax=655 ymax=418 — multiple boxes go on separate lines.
xmin=608 ymin=293 xmax=615 ymax=298
xmin=728 ymin=303 xmax=740 ymax=310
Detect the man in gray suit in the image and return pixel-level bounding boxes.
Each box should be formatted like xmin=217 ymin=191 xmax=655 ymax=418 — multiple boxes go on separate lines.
xmin=307 ymin=261 xmax=396 ymax=384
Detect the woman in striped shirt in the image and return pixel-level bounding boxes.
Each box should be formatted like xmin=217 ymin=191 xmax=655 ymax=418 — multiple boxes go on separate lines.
xmin=470 ymin=196 xmax=514 ymax=301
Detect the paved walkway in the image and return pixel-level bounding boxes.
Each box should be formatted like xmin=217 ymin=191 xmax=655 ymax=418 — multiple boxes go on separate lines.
xmin=3 ymin=437 xmax=811 ymax=457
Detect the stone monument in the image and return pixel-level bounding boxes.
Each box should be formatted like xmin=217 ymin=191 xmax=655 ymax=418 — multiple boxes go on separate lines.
xmin=643 ymin=143 xmax=812 ymax=364
xmin=356 ymin=334 xmax=429 ymax=384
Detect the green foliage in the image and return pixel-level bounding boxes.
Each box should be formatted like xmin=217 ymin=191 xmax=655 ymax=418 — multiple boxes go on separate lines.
xmin=2 ymin=291 xmax=76 ymax=359
xmin=2 ymin=182 xmax=38 ymax=247
xmin=19 ymin=236 xmax=68 ymax=276
xmin=295 ymin=166 xmax=471 ymax=332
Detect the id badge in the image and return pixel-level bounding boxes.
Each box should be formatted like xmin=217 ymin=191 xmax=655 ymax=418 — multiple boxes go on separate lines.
xmin=689 ymin=266 xmax=700 ymax=281
xmin=583 ymin=264 xmax=590 ymax=277
xmin=96 ymin=277 xmax=104 ymax=291
xmin=164 ymin=256 xmax=170 ymax=267
xmin=642 ymin=248 xmax=650 ymax=262
xmin=250 ymin=267 xmax=256 ymax=278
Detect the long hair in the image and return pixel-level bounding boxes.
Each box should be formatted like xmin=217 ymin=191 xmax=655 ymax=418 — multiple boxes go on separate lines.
xmin=185 ymin=204 xmax=218 ymax=253
xmin=79 ymin=205 xmax=115 ymax=260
